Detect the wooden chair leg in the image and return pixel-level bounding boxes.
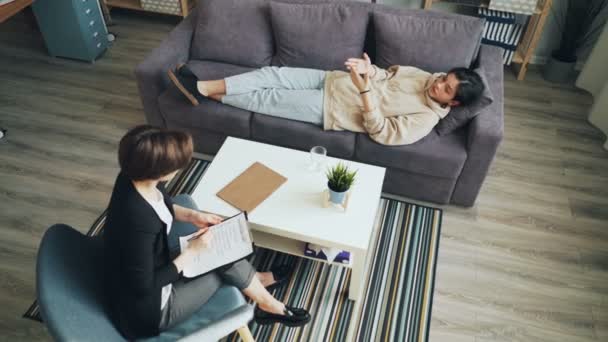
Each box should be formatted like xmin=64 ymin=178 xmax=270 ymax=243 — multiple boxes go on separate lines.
xmin=237 ymin=326 xmax=255 ymax=342
xmin=179 ymin=0 xmax=189 ymax=17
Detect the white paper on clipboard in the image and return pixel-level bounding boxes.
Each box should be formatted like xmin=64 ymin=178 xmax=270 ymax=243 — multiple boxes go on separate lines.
xmin=178 ymin=212 xmax=253 ymax=278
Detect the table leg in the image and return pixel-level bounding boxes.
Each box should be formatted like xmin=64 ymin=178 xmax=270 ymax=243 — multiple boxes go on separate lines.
xmin=348 ymin=247 xmax=366 ymax=301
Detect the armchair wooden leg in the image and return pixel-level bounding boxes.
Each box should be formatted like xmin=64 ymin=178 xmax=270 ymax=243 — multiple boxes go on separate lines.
xmin=237 ymin=326 xmax=255 ymax=342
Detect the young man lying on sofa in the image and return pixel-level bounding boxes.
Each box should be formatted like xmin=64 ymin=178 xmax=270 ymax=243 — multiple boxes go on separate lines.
xmin=167 ymin=53 xmax=484 ymax=146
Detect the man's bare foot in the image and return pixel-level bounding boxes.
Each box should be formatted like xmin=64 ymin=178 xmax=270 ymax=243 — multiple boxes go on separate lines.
xmin=257 ymin=272 xmax=276 ymax=288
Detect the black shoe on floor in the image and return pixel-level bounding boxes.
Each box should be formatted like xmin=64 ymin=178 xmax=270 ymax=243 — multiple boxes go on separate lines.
xmin=167 ymin=66 xmax=204 ymax=106
xmin=266 ymin=264 xmax=292 ymax=291
xmin=254 ymin=306 xmax=311 ymax=327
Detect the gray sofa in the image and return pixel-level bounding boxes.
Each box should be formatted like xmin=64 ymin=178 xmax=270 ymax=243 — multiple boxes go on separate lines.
xmin=135 ymin=0 xmax=504 ymax=206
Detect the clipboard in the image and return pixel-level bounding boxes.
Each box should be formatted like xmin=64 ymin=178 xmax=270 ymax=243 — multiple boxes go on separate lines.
xmin=217 ymin=162 xmax=287 ymax=213
xmin=187 ymin=211 xmax=251 ymax=241
xmin=179 ymin=211 xmax=254 ymax=278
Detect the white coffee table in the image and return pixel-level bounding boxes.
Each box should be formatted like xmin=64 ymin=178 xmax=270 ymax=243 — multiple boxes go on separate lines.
xmin=191 ymin=137 xmax=385 ymax=301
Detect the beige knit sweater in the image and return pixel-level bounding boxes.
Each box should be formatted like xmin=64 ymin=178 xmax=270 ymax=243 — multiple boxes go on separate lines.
xmin=322 ymin=65 xmax=450 ymax=146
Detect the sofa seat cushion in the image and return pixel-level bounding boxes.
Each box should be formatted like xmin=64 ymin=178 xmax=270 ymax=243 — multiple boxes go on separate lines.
xmin=373 ymin=10 xmax=485 ymax=72
xmin=191 ymin=0 xmax=273 ymax=67
xmin=158 ymin=61 xmax=255 ymax=138
xmin=251 ymin=113 xmax=356 ymax=159
xmin=270 ymin=1 xmax=370 ymax=70
xmin=355 ymin=129 xmax=467 ymax=179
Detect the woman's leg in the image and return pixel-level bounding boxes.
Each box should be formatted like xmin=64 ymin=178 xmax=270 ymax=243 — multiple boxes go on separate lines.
xmin=220 ymin=260 xmax=311 ymax=326
xmin=160 ymin=261 xmax=302 ymax=331
xmin=215 ymin=259 xmax=285 ymax=314
xmin=199 ymin=66 xmax=326 ymax=96
xmin=169 ymin=195 xmax=302 ymax=317
xmin=197 ymin=79 xmax=225 ymax=97
xmin=159 ymin=273 xmax=223 ymax=330
xmin=221 ymin=88 xmax=324 ymax=126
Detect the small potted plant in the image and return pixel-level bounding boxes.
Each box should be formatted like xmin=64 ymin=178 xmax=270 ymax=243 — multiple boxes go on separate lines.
xmin=326 ymin=162 xmax=357 ymax=205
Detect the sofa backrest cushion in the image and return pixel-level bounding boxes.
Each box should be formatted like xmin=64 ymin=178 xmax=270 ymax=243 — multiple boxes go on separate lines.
xmin=270 ymin=1 xmax=370 ymax=70
xmin=373 ymin=10 xmax=485 ymax=73
xmin=190 ymin=0 xmax=273 ymax=68
xmin=435 ymin=65 xmax=494 ymax=135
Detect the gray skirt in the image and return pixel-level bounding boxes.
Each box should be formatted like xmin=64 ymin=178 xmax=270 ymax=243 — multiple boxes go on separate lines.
xmin=159 ymin=258 xmax=256 ymax=330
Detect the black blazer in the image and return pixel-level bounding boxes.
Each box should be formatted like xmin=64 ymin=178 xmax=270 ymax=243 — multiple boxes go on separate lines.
xmin=103 ymin=172 xmax=180 ymax=339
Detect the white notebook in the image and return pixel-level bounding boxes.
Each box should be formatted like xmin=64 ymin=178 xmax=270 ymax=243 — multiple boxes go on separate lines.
xmin=179 ymin=212 xmax=253 ymax=278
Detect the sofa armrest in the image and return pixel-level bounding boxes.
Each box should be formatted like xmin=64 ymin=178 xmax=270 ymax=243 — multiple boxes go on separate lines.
xmin=134 ymin=12 xmax=197 ymax=127
xmin=451 ymin=44 xmax=504 ymax=206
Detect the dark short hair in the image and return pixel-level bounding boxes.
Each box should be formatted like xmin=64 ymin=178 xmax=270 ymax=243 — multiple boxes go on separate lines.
xmin=448 ymin=68 xmax=485 ymax=106
xmin=118 ymin=125 xmax=193 ymax=181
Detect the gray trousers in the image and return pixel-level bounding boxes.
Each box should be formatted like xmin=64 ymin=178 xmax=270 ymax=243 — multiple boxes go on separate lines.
xmin=159 ymin=194 xmax=256 ymax=331
xmin=221 ymin=66 xmax=327 ymax=126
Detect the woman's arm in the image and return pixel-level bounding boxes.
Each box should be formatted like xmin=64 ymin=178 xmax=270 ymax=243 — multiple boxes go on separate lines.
xmin=173 ymin=204 xmax=222 ymax=228
xmin=369 ymin=65 xmax=398 ymax=81
xmin=344 ymin=53 xmax=397 ymax=82
xmin=360 ymin=92 xmax=374 ymax=112
xmin=359 ymin=94 xmax=438 ymax=145
xmin=173 ymin=204 xmax=196 ymax=222
xmin=173 ymin=229 xmax=213 ymax=273
xmin=350 ymin=68 xmax=434 ymax=145
xmin=122 ymin=227 xmax=180 ymax=295
xmin=121 ymin=223 xmax=213 ymax=294
xmin=172 ymin=249 xmax=194 ymax=273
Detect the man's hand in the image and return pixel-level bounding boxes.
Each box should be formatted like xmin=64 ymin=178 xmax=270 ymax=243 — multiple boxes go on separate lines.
xmin=345 ymin=52 xmax=372 ymax=76
xmin=191 ymin=211 xmax=223 ymax=229
xmin=349 ymin=67 xmax=370 ymax=92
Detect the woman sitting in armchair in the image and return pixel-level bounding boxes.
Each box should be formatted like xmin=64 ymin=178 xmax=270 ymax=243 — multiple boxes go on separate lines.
xmin=103 ymin=125 xmax=310 ymax=340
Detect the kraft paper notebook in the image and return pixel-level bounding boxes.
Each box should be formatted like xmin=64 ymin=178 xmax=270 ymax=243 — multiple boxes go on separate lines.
xmin=217 ymin=162 xmax=287 ymax=213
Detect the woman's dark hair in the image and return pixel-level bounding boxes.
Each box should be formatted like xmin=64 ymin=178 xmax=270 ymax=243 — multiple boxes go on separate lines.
xmin=118 ymin=125 xmax=193 ymax=181
xmin=449 ymin=68 xmax=485 ymax=106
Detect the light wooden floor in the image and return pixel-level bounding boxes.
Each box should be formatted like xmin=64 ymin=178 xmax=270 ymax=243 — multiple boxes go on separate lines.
xmin=1 ymin=10 xmax=607 ymax=342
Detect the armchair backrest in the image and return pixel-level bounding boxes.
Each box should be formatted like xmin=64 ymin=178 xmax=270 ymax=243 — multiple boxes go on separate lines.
xmin=36 ymin=224 xmax=126 ymax=341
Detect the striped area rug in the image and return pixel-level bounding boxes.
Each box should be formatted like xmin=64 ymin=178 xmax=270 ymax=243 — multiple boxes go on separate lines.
xmin=24 ymin=158 xmax=442 ymax=342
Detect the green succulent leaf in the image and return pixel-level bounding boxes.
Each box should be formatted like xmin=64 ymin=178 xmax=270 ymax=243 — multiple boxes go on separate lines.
xmin=326 ymin=162 xmax=357 ymax=192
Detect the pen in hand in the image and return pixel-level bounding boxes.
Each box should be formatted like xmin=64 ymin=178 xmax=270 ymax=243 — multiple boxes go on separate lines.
xmin=187 ymin=228 xmax=209 ymax=242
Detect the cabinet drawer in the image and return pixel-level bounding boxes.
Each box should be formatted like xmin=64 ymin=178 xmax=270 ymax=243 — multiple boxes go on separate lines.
xmin=75 ymin=2 xmax=105 ymax=33
xmin=73 ymin=0 xmax=94 ymax=11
